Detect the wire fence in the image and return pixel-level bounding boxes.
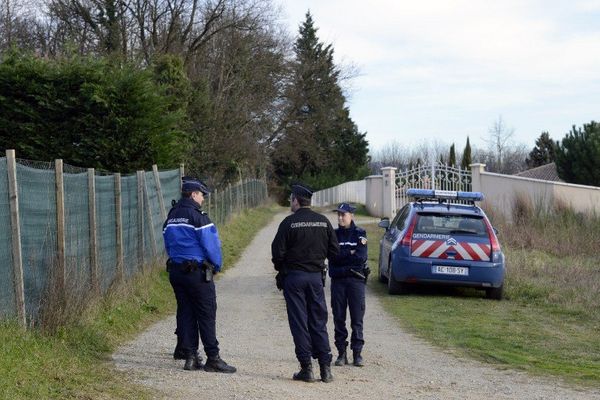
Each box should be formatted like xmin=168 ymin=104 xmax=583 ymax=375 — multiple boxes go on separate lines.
xmin=0 ymin=151 xmax=268 ymax=327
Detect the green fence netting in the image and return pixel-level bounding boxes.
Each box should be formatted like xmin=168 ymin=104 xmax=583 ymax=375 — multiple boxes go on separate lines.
xmin=95 ymin=175 xmax=117 ymax=292
xmin=17 ymin=161 xmax=56 ymax=320
xmin=0 ymin=157 xmax=14 ymax=318
xmin=64 ymin=171 xmax=91 ymax=297
xmin=1 ymin=156 xmax=267 ymax=324
xmin=120 ymin=174 xmax=139 ymax=278
xmin=159 ymin=170 xmax=180 ymax=208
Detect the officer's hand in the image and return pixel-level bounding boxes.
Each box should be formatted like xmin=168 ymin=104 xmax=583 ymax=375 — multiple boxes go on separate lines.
xmin=275 ymin=272 xmax=285 ymax=291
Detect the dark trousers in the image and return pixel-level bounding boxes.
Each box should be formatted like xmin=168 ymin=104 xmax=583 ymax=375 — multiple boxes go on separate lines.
xmin=169 ymin=267 xmax=219 ymax=358
xmin=331 ymin=277 xmax=365 ymax=353
xmin=283 ymin=270 xmax=332 ymax=365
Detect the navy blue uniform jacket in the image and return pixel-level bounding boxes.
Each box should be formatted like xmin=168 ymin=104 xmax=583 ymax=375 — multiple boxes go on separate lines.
xmin=271 ymin=207 xmax=339 ymax=272
xmin=162 ymin=197 xmax=223 ymax=271
xmin=328 ymin=221 xmax=367 ymax=278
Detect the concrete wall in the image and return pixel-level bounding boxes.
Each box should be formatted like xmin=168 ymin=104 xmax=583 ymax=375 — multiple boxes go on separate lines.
xmin=365 ymin=175 xmax=383 ymax=217
xmin=471 ymin=163 xmax=600 ymax=220
xmin=312 ymin=180 xmax=366 ymax=207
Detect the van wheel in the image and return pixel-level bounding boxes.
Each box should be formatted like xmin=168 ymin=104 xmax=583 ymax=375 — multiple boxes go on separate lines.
xmin=485 ymin=285 xmax=503 ymax=300
xmin=387 ymin=273 xmax=409 ymax=295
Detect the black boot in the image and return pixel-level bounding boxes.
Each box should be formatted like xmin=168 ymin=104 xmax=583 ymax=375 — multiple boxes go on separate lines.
xmin=293 ymin=362 xmax=315 ymax=382
xmin=334 ymin=349 xmax=348 ymax=366
xmin=173 ymin=346 xmax=186 ymax=360
xmin=204 ymin=355 xmax=236 ymax=373
xmin=353 ymin=350 xmax=364 ymax=367
xmin=183 ymin=353 xmax=203 ymax=370
xmin=319 ymin=363 xmax=333 ymax=383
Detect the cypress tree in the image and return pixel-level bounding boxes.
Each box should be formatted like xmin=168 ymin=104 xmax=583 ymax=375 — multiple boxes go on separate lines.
xmin=461 ymin=137 xmax=472 ymax=170
xmin=526 ymin=131 xmax=555 ymax=167
xmin=449 ymin=143 xmax=456 ymax=167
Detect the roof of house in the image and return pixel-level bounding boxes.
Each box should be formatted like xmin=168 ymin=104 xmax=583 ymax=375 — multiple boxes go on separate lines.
xmin=515 ymin=162 xmax=563 ymax=182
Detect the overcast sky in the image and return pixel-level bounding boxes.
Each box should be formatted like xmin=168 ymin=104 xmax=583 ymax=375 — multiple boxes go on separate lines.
xmin=275 ymin=0 xmax=600 ymax=153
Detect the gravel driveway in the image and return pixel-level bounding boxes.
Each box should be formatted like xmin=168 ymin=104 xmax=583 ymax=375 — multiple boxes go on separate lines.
xmin=113 ymin=211 xmax=600 ymax=400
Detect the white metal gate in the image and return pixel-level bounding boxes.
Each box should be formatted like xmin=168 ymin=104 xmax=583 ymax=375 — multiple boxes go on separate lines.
xmin=395 ymin=163 xmax=472 ymax=209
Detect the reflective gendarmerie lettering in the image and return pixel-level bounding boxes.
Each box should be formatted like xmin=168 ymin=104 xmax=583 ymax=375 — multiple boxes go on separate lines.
xmin=167 ymin=217 xmax=190 ymax=224
xmin=412 ymin=233 xmax=450 ymax=240
xmin=290 ymin=221 xmax=329 ymax=229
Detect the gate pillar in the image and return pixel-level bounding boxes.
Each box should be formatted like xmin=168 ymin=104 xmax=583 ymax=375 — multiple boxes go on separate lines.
xmin=381 ymin=166 xmax=397 ymax=219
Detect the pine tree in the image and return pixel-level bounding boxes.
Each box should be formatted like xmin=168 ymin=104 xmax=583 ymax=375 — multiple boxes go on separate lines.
xmin=461 ymin=137 xmax=472 ymax=170
xmin=449 ymin=143 xmax=456 ymax=167
xmin=526 ymin=131 xmax=555 ymax=167
xmin=271 ymin=12 xmax=368 ymax=189
xmin=555 ymin=121 xmax=600 ymax=186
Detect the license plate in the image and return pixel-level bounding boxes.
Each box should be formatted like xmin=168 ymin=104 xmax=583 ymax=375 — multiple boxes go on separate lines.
xmin=432 ymin=265 xmax=469 ymax=276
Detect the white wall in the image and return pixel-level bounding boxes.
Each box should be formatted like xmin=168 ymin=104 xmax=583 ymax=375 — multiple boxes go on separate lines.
xmin=471 ymin=163 xmax=600 ymax=220
xmin=312 ymin=180 xmax=366 ymax=207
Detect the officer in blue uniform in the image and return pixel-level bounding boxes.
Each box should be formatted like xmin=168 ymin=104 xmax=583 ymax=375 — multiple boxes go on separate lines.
xmin=329 ymin=203 xmax=369 ymax=367
xmin=271 ymin=183 xmax=339 ymax=383
xmin=163 ymin=176 xmax=236 ymax=373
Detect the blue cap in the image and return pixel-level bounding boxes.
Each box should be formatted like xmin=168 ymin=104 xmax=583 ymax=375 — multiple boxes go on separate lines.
xmin=333 ymin=203 xmax=356 ymax=214
xmin=291 ymin=183 xmax=313 ymax=199
xmin=182 ymin=176 xmax=210 ymax=195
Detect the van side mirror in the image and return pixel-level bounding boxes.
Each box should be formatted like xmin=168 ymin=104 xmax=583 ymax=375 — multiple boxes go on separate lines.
xmin=378 ymin=218 xmax=390 ymax=229
xmin=493 ymin=227 xmax=499 ymax=235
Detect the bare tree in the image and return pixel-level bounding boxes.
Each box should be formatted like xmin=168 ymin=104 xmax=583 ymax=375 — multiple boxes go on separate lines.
xmin=370 ymin=139 xmax=453 ymax=172
xmin=472 ymin=144 xmax=528 ymax=174
xmin=44 ymin=0 xmax=141 ymax=59
xmin=483 ymin=115 xmax=515 ymax=173
xmin=0 ymin=0 xmax=41 ymax=53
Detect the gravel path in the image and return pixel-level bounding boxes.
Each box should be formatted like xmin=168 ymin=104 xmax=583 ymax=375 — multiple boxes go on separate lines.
xmin=113 ymin=211 xmax=600 ymax=399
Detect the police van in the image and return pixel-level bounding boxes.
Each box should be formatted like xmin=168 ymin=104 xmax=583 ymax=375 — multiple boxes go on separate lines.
xmin=377 ymin=189 xmax=505 ymax=299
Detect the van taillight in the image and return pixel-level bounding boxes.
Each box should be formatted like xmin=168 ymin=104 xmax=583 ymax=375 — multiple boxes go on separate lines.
xmin=400 ymin=217 xmax=417 ymax=248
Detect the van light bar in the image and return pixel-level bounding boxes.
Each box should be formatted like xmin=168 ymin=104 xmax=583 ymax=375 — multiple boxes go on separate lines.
xmin=406 ymin=188 xmax=484 ymax=202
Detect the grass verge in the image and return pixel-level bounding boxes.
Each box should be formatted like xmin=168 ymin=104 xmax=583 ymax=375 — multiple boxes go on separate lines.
xmin=0 ymin=205 xmax=278 ymax=400
xmin=363 ymin=220 xmax=600 ymax=387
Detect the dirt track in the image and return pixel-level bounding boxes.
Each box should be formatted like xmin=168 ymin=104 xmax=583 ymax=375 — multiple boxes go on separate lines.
xmin=113 ymin=211 xmax=600 ymax=399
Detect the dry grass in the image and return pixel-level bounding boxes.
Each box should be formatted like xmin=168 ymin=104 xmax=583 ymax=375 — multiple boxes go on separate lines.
xmin=485 ymin=197 xmax=600 ymax=320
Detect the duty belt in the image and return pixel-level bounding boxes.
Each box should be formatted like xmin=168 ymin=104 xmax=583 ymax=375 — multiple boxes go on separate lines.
xmin=166 ymin=259 xmax=200 ymax=273
xmin=166 ymin=259 xmax=214 ymax=282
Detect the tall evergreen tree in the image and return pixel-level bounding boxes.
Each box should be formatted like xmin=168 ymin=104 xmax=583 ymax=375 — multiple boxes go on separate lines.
xmin=271 ymin=12 xmax=368 ymax=190
xmin=449 ymin=143 xmax=456 ymax=167
xmin=526 ymin=131 xmax=556 ymax=168
xmin=555 ymin=121 xmax=600 ymax=186
xmin=461 ymin=136 xmax=472 ymax=170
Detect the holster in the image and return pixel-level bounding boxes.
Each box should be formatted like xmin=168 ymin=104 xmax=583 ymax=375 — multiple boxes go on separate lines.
xmin=202 ymin=260 xmax=215 ymax=282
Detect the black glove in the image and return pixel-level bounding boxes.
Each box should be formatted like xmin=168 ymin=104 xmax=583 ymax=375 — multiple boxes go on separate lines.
xmin=363 ymin=266 xmax=371 ymax=283
xmin=275 ymin=271 xmax=285 ymax=291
